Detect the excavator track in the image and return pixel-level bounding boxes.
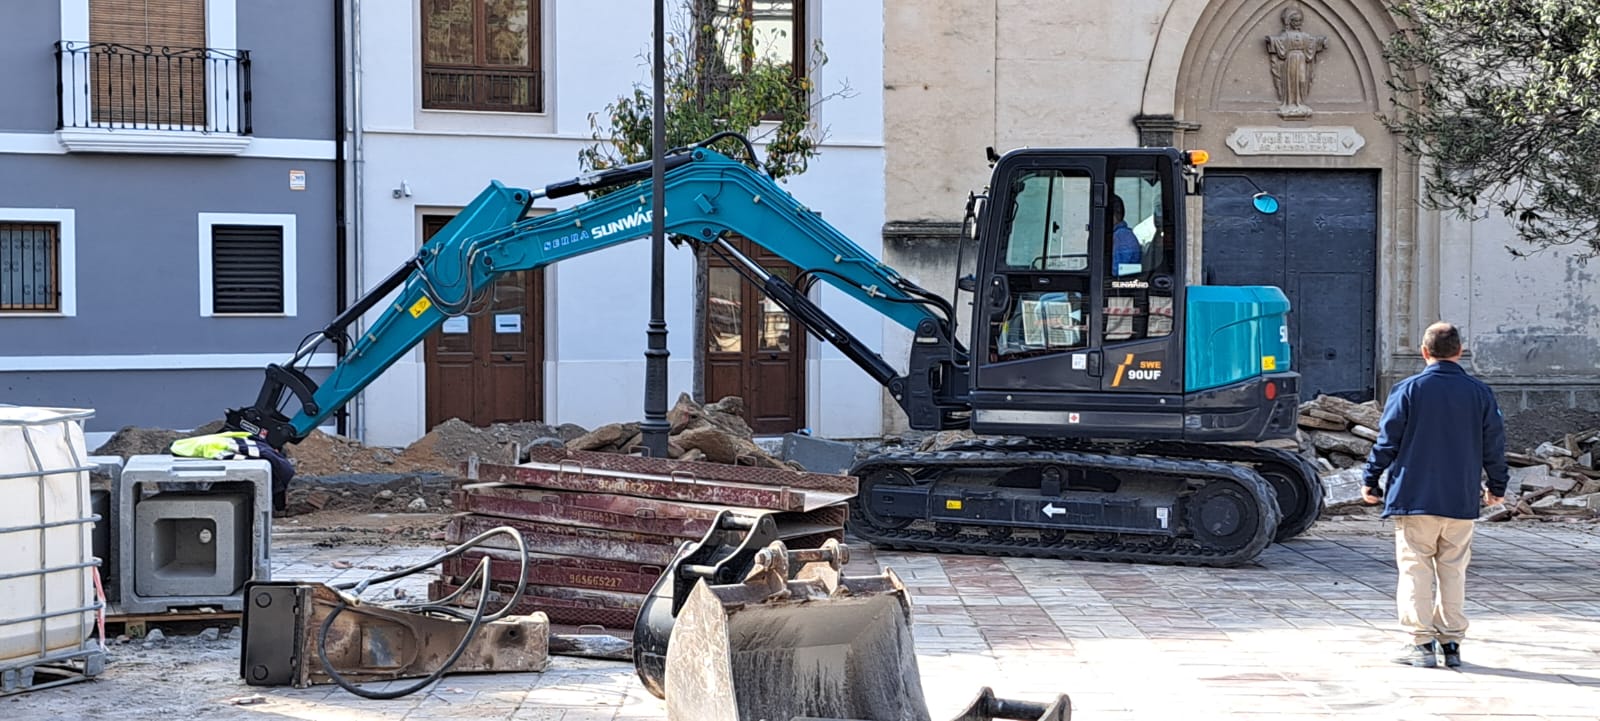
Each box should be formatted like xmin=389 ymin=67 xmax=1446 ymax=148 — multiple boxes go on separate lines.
xmin=847 ymin=447 xmax=1282 ymax=567
xmin=1130 ymin=441 xmax=1324 ymax=541
xmin=934 ymin=437 xmax=1325 ymax=542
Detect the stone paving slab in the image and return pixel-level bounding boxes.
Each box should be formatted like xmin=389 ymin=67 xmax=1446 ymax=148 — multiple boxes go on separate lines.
xmin=12 ymin=516 xmax=1599 ymax=720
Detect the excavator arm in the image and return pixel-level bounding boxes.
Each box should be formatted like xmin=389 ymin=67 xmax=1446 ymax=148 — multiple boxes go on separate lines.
xmin=227 ymin=143 xmax=969 ymax=449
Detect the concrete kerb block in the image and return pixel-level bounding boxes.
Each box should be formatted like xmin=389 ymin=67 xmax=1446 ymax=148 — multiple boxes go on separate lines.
xmin=116 ymin=455 xmax=273 ymax=614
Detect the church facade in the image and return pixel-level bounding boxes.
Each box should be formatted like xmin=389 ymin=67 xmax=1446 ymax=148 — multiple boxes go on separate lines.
xmin=878 ymin=0 xmax=1600 ymax=447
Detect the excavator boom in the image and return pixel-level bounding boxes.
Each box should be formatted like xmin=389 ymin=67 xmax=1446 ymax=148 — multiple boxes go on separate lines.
xmin=227 ymin=145 xmax=968 ymax=449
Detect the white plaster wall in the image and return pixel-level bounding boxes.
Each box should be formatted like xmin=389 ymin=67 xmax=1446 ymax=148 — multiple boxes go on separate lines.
xmin=1439 ymin=207 xmax=1600 ymax=380
xmin=354 ymin=0 xmax=884 ymax=447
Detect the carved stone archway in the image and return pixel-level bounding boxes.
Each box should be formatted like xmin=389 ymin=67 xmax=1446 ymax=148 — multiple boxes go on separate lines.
xmin=1139 ymin=0 xmax=1426 ymax=386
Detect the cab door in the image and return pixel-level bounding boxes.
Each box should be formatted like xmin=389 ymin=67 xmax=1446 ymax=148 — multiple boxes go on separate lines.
xmin=1099 ymin=153 xmax=1184 ymax=396
xmin=972 ymin=156 xmax=1106 ymax=394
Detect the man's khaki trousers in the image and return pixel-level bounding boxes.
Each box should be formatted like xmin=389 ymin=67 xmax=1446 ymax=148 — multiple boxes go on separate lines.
xmin=1393 ymin=514 xmax=1475 ymax=646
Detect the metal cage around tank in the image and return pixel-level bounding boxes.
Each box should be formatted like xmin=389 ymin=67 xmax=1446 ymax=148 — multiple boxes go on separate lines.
xmin=0 ymin=406 xmax=105 ymax=695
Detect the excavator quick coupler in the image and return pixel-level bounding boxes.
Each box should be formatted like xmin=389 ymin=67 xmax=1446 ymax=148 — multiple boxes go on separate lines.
xmin=633 ymin=511 xmax=1072 ymax=721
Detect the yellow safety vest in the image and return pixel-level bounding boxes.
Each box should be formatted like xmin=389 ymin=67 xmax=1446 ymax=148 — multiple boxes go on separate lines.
xmin=169 ymin=431 xmax=253 ymax=460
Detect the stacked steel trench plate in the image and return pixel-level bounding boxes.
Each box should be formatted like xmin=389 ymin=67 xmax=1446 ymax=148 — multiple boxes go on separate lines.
xmin=428 ymin=446 xmax=856 ymax=629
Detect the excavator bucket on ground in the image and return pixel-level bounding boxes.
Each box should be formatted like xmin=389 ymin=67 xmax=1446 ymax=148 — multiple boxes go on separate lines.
xmin=633 ymin=512 xmax=1072 ymax=721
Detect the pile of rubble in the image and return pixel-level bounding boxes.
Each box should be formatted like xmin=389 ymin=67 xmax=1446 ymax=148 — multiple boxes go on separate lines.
xmin=91 ymin=393 xmax=798 ymax=482
xmin=1303 ymin=395 xmax=1600 ymax=520
xmin=1481 ymin=433 xmax=1600 ymax=521
xmin=1294 ymin=395 xmax=1385 ymax=473
xmin=566 ymin=393 xmax=803 ymax=470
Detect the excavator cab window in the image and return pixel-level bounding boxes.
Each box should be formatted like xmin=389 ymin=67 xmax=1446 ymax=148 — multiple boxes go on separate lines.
xmin=1103 ymin=157 xmax=1177 ymax=343
xmin=991 ymin=168 xmax=1094 ymax=360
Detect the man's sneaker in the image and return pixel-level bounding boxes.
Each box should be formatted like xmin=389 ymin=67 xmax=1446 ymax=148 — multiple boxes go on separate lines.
xmin=1393 ymin=642 xmax=1438 ymax=668
xmin=1439 ymin=641 xmax=1461 ymax=668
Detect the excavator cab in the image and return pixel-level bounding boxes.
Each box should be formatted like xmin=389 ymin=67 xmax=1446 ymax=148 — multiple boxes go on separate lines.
xmin=963 ymin=147 xmax=1299 ymax=443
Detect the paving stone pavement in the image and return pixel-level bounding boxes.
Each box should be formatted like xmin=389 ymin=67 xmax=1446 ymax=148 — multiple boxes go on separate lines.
xmin=17 ymin=516 xmax=1598 ymax=720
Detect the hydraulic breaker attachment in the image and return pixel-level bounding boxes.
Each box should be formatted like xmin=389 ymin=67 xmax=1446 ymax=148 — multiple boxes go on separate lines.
xmin=240 ymin=581 xmax=550 ymax=690
xmin=633 ymin=510 xmax=1073 ymax=721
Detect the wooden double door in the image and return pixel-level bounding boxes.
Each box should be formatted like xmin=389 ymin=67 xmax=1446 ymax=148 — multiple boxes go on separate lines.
xmin=703 ymin=236 xmax=807 ymax=434
xmin=422 ymin=215 xmax=545 ymax=427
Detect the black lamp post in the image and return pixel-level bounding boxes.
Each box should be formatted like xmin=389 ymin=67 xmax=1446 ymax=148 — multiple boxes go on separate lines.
xmin=641 ymin=0 xmax=670 ymax=458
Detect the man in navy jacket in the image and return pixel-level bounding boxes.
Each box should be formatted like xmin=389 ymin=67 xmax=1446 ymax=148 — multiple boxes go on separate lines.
xmin=1362 ymin=322 xmax=1508 ymax=668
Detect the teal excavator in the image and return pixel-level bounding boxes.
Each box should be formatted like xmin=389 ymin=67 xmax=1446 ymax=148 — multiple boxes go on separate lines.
xmin=226 ymin=133 xmax=1321 ymax=568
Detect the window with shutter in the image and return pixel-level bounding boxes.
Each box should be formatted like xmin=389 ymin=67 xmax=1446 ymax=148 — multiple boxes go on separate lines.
xmin=88 ymin=0 xmax=209 ymax=127
xmin=421 ymin=0 xmax=543 ymax=112
xmin=211 ymin=224 xmax=284 ymax=314
xmin=0 ymin=223 xmax=61 ymax=313
xmin=695 ymin=1 xmax=807 ymax=120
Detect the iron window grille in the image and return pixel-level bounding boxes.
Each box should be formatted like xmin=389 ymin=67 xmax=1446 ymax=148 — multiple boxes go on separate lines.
xmin=0 ymin=223 xmax=61 ymax=313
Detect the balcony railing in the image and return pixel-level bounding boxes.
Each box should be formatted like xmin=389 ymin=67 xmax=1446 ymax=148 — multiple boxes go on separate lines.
xmin=423 ymin=66 xmax=543 ymax=113
xmin=55 ymin=41 xmax=252 ymax=134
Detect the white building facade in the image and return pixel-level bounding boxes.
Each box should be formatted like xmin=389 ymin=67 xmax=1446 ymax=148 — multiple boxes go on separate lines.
xmin=348 ymin=1 xmax=886 ymax=448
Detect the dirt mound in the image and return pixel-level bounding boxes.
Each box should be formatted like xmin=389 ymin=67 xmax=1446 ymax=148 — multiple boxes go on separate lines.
xmin=281 ymin=473 xmax=455 ymax=517
xmin=91 ymin=419 xmax=229 ymax=457
xmin=396 ymin=418 xmax=587 ymax=473
xmin=285 ymin=429 xmax=412 ymax=476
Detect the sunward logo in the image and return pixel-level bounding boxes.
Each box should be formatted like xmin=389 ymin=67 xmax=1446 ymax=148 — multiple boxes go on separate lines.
xmin=592 ymin=209 xmax=652 ymax=239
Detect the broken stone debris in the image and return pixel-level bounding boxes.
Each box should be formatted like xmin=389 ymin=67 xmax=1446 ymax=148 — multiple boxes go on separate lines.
xmin=565 ymin=394 xmax=804 ymax=471
xmin=1298 ymin=395 xmax=1599 ymax=521
xmin=92 ymin=394 xmax=794 ymax=482
xmin=1486 ymin=427 xmax=1600 ymax=521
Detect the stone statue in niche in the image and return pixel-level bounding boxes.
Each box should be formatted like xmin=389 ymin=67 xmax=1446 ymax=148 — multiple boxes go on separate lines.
xmin=1266 ymin=4 xmax=1328 ymax=119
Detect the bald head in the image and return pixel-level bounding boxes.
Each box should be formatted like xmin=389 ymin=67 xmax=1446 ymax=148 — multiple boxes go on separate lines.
xmin=1422 ymin=322 xmax=1462 ymax=362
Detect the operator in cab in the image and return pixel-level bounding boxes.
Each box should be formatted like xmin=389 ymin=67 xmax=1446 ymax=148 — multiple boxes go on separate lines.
xmin=1109 ymin=194 xmax=1142 ymax=277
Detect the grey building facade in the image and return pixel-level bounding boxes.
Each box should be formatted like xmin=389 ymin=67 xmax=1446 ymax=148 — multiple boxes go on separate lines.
xmin=0 ymin=0 xmax=342 ymax=442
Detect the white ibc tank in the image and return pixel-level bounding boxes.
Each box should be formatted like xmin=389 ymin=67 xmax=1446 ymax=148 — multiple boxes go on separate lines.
xmin=0 ymin=406 xmax=98 ymax=668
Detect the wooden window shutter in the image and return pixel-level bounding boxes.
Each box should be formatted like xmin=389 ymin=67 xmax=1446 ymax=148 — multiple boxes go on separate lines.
xmin=88 ymin=0 xmax=209 ymax=127
xmin=90 ymin=0 xmax=207 ymax=47
xmin=212 ymin=225 xmax=285 ymax=314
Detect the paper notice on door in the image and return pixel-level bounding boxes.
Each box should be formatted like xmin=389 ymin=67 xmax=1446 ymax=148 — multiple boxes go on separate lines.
xmin=1072 ymin=353 xmax=1087 ymax=370
xmin=441 ymin=317 xmax=469 ymax=334
xmin=494 ymin=314 xmax=522 ymax=334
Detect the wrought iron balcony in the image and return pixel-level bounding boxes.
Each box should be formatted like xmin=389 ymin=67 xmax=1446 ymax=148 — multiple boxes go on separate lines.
xmin=54 ymin=41 xmax=252 ymax=135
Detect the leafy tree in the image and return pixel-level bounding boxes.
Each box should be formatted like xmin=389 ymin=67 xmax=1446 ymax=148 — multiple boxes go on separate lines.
xmin=1383 ymin=0 xmax=1600 ymax=258
xmin=579 ymin=0 xmax=853 ymax=183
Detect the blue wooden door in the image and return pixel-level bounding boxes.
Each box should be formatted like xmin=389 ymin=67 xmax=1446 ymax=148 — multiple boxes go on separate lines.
xmin=1201 ymin=171 xmax=1378 ymax=401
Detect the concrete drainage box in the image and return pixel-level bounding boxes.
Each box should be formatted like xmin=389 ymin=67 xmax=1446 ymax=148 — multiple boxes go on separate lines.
xmin=117 ymin=455 xmax=272 ymax=614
